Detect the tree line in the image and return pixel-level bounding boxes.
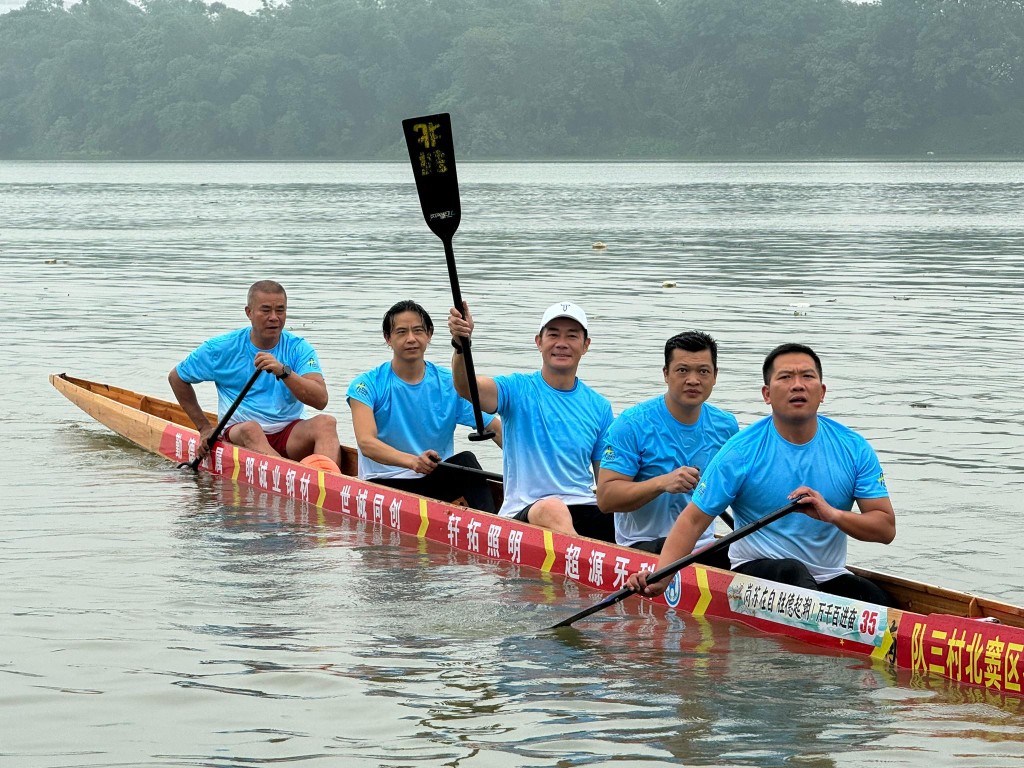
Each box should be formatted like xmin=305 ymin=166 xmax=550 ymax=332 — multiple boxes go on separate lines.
xmin=2 ymin=0 xmax=1023 ymax=159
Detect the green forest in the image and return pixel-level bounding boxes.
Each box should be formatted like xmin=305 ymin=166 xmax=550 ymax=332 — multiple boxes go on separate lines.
xmin=2 ymin=0 xmax=1023 ymax=159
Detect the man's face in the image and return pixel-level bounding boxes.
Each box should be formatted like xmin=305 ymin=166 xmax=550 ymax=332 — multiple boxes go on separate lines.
xmin=663 ymin=347 xmax=717 ymax=410
xmin=535 ymin=318 xmax=590 ymax=374
xmin=245 ymin=290 xmax=287 ymax=346
xmin=762 ymin=352 xmax=826 ymax=422
xmin=386 ymin=310 xmax=432 ymax=363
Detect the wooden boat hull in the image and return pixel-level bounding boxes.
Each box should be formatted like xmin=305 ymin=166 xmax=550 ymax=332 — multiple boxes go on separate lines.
xmin=51 ymin=373 xmax=1024 ymax=703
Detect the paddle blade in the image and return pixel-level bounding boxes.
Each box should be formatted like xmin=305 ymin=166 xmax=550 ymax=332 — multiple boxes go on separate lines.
xmin=551 ymin=587 xmax=633 ymax=629
xmin=402 ymin=113 xmax=461 ymax=241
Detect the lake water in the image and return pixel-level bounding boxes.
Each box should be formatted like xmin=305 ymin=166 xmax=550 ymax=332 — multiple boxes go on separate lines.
xmin=3 ymin=161 xmax=1023 ymax=766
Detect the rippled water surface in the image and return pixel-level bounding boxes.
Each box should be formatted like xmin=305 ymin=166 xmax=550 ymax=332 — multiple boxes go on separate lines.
xmin=3 ymin=162 xmax=1023 ymax=766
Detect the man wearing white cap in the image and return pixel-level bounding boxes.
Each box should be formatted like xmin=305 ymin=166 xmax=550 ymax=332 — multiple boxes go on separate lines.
xmin=447 ymin=300 xmax=615 ymax=542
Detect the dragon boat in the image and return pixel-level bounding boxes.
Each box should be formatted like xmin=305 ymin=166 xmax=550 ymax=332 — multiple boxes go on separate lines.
xmin=51 ymin=373 xmax=1024 ymax=704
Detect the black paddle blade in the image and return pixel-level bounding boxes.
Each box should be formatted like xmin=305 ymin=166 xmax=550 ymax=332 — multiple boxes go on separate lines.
xmin=402 ymin=113 xmax=461 ymax=241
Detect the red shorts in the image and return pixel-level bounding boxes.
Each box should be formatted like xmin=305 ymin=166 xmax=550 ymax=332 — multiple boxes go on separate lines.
xmin=225 ymin=420 xmax=301 ymax=459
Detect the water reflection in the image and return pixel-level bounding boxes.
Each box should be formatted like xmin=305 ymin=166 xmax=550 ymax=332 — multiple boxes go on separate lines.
xmin=7 ymin=162 xmax=1024 ymax=765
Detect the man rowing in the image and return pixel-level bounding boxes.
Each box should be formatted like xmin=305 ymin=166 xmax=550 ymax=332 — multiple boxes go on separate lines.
xmin=448 ymin=301 xmax=615 ymax=542
xmin=169 ymin=280 xmax=340 ymax=463
xmin=597 ymin=331 xmax=738 ymax=566
xmin=627 ymin=343 xmax=896 ymax=605
xmin=347 ymin=300 xmax=502 ymax=512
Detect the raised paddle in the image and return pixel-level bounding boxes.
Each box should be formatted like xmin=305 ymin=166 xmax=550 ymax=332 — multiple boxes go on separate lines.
xmin=181 ymin=367 xmax=263 ymax=472
xmin=401 ymin=112 xmax=494 ymax=442
xmin=550 ymin=496 xmax=806 ymax=629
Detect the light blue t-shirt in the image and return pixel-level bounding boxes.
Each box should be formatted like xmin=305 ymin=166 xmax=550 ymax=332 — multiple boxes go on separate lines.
xmin=346 ymin=361 xmax=496 ymax=480
xmin=601 ymin=396 xmax=739 ymax=549
xmin=176 ymin=327 xmax=323 ymax=432
xmin=692 ymin=415 xmax=889 ymax=581
xmin=494 ymin=371 xmax=613 ymax=518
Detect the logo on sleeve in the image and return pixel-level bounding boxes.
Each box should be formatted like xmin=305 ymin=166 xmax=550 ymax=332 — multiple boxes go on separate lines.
xmin=602 ymin=445 xmax=616 ymax=461
xmin=877 ymin=471 xmax=886 ymax=489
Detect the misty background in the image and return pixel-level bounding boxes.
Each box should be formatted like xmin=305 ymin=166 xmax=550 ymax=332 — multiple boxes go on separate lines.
xmin=2 ymin=0 xmax=1023 ymax=160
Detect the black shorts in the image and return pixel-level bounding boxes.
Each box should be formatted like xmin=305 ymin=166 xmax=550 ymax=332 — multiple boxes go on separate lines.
xmin=513 ymin=501 xmax=615 ymax=543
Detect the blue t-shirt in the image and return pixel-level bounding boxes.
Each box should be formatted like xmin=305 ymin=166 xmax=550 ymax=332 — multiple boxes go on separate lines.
xmin=176 ymin=327 xmax=322 ymax=433
xmin=601 ymin=396 xmax=739 ymax=549
xmin=346 ymin=361 xmax=496 ymax=480
xmin=692 ymin=415 xmax=889 ymax=581
xmin=494 ymin=371 xmax=613 ymax=518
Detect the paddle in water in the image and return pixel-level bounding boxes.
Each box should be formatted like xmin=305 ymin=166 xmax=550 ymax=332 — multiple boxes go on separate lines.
xmin=551 ymin=496 xmax=806 ymax=629
xmin=181 ymin=367 xmax=263 ymax=471
xmin=401 ymin=113 xmax=494 ymax=441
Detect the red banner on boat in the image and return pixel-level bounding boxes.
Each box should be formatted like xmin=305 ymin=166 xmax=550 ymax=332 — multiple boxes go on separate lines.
xmin=896 ymin=613 xmax=1024 ymax=695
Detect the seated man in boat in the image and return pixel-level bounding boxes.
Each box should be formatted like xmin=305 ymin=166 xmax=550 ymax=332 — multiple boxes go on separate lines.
xmin=447 ymin=300 xmax=615 ymax=542
xmin=168 ymin=280 xmax=340 ymax=464
xmin=347 ymin=299 xmax=502 ymax=512
xmin=627 ymin=343 xmax=896 ymax=605
xmin=596 ymin=331 xmax=739 ymax=567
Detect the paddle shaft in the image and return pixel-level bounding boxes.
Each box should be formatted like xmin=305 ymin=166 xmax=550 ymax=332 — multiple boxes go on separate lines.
xmin=438 ymin=459 xmax=502 ymax=482
xmin=550 ymin=497 xmax=805 ymax=629
xmin=186 ymin=367 xmax=262 ymax=471
xmin=401 ymin=113 xmax=493 ymax=443
xmin=444 ymin=238 xmax=495 ymax=442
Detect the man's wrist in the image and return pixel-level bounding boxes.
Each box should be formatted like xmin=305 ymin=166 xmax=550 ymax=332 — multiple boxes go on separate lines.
xmin=451 ymin=339 xmax=463 ymax=354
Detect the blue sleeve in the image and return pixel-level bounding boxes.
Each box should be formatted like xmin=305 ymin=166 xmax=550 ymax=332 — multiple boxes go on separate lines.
xmin=727 ymin=412 xmax=740 ymax=436
xmin=455 ymin=395 xmax=496 ymax=428
xmin=601 ymin=411 xmax=641 ymax=476
xmin=853 ymin=438 xmax=888 ymax=499
xmin=592 ymin=399 xmax=614 ymax=463
xmin=289 ymin=337 xmax=322 ymax=377
xmin=692 ymin=443 xmax=744 ymax=517
xmin=493 ymin=373 xmax=519 ymax=417
xmin=346 ymin=372 xmax=375 ymax=409
xmin=176 ymin=341 xmax=216 ymax=384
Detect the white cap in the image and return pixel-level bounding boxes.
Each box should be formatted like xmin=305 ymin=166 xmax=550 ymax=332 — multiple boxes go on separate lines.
xmin=538 ymin=301 xmax=588 ymax=334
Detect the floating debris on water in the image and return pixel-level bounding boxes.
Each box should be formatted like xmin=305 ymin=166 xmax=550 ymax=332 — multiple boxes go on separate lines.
xmin=893 ymin=295 xmax=911 ymax=301
xmin=662 ymin=281 xmax=677 ymax=288
xmin=592 ymin=241 xmax=607 ymax=250
xmin=789 ymin=302 xmax=809 ymax=316
xmin=910 ymin=402 xmax=931 ymax=408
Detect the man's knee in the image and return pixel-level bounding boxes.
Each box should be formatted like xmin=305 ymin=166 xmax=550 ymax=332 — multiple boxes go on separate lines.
xmin=736 ymin=558 xmax=817 ymax=590
xmin=307 ymin=413 xmax=338 ymax=435
xmin=445 ymin=451 xmax=482 ymax=470
xmin=227 ymin=421 xmax=264 ymax=446
xmin=774 ymin=558 xmax=814 ymax=584
xmin=527 ymin=498 xmax=572 ymax=527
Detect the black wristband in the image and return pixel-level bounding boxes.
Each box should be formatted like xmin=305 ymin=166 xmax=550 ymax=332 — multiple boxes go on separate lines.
xmin=451 ymin=339 xmax=463 ymax=354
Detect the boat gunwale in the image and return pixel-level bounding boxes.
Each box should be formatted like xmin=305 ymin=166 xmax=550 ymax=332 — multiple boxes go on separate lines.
xmin=49 ymin=372 xmax=1024 ymax=702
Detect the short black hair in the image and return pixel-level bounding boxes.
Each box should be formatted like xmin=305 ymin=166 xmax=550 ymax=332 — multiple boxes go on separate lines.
xmin=762 ymin=343 xmax=822 ymax=385
xmin=664 ymin=331 xmax=719 ymax=369
xmin=383 ymin=300 xmax=434 ymax=340
xmin=247 ymin=280 xmax=286 ymax=307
